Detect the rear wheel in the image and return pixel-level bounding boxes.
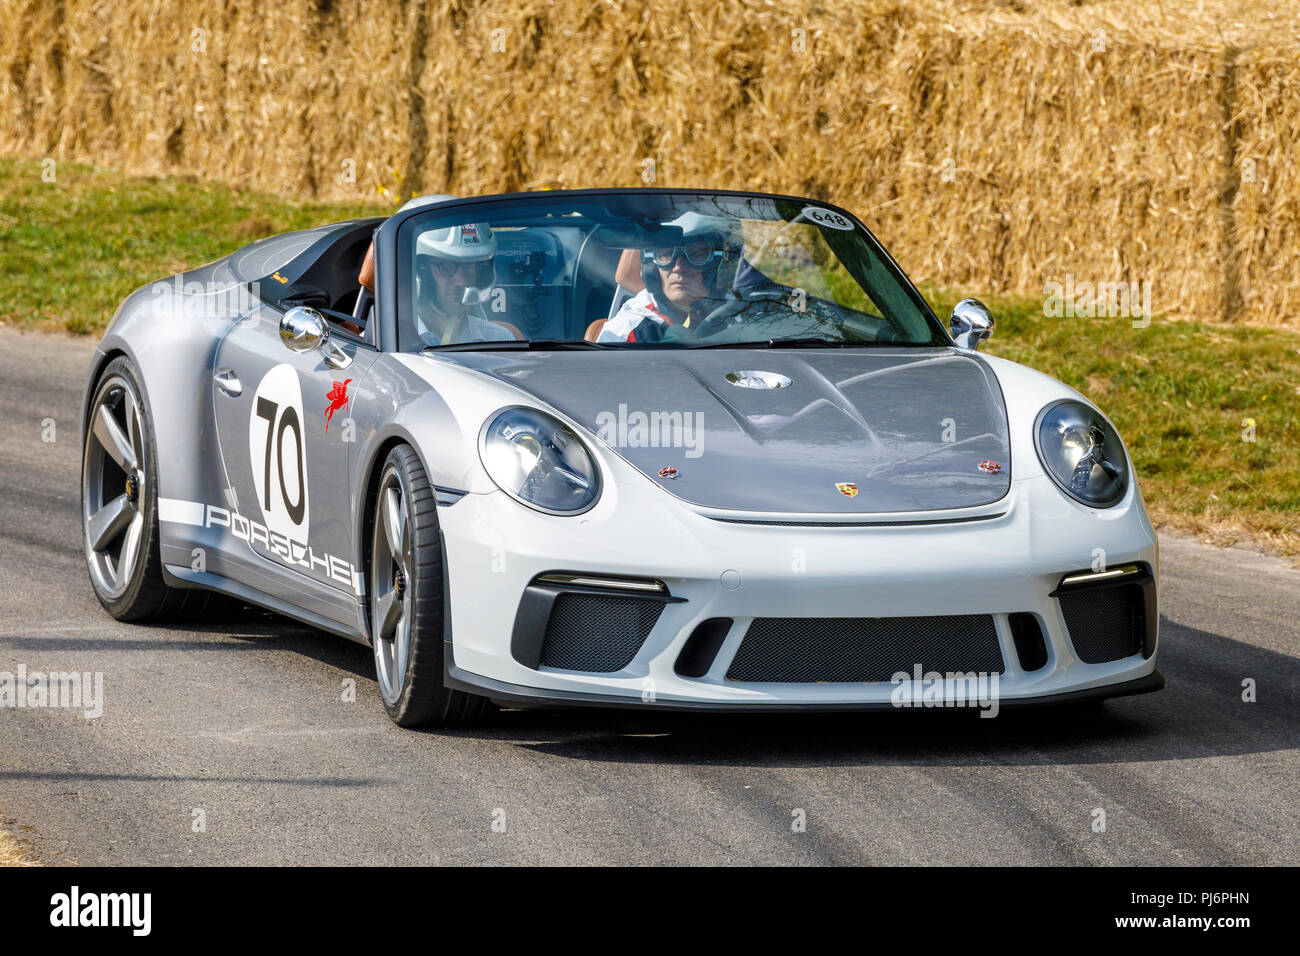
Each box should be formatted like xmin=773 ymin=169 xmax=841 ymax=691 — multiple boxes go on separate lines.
xmin=370 ymin=444 xmax=489 ymax=727
xmin=82 ymin=356 xmax=219 ymax=620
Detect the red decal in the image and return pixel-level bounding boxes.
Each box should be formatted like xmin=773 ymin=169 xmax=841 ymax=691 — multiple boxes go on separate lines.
xmin=325 ymin=378 xmax=352 ymax=432
xmin=658 ymin=467 xmax=678 ymax=479
xmin=646 ymin=302 xmax=674 ymax=325
xmin=978 ymin=460 xmax=1001 ymax=474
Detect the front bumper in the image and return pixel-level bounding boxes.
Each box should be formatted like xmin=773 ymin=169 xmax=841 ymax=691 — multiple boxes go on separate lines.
xmin=444 ymin=661 xmax=1165 ymax=711
xmin=436 ymin=470 xmax=1162 ymax=711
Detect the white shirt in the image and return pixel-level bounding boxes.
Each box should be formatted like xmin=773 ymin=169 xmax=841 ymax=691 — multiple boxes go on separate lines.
xmin=598 ymin=288 xmax=679 ymax=343
xmin=416 ymin=304 xmax=513 ymax=346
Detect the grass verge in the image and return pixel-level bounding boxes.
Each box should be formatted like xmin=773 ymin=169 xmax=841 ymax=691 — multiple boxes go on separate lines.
xmin=0 ymin=158 xmax=386 ymax=334
xmin=2 ymin=157 xmax=1296 ymax=556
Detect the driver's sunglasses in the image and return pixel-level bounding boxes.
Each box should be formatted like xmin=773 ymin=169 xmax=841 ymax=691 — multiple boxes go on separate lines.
xmin=432 ymin=257 xmax=492 ymax=279
xmin=646 ymin=241 xmax=723 ymax=270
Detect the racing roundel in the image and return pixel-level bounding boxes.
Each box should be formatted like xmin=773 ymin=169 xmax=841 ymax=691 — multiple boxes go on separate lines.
xmin=801 ymin=206 xmax=855 ymax=231
xmin=248 ymin=363 xmax=310 ymax=541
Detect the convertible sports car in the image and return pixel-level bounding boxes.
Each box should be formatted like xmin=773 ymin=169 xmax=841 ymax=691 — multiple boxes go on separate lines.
xmin=81 ymin=188 xmax=1162 ymax=726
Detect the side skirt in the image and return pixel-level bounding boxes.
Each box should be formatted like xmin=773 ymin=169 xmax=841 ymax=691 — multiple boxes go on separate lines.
xmin=163 ymin=563 xmax=369 ymax=645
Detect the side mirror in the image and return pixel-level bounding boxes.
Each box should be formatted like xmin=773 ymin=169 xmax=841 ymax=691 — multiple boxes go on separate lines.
xmin=279 ymin=306 xmax=352 ymax=369
xmin=280 ymin=306 xmax=329 ymax=352
xmin=949 ymin=298 xmax=995 ymax=350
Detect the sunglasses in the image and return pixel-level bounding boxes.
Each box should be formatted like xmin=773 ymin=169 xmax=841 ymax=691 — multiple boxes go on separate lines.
xmin=429 ymin=257 xmax=494 ymax=280
xmin=645 ymin=240 xmax=727 ymax=270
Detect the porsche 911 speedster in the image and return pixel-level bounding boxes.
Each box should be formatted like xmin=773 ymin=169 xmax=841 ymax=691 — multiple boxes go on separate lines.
xmin=80 ymin=188 xmax=1162 ymax=726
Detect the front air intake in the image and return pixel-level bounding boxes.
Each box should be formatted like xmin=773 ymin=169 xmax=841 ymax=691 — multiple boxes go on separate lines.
xmin=674 ymin=618 xmax=734 ymax=678
xmin=1058 ymin=584 xmax=1146 ymax=664
xmin=1008 ymin=612 xmax=1049 ymax=672
xmin=725 ymin=614 xmax=1004 ymax=683
xmin=1051 ymin=563 xmax=1156 ymax=664
xmin=536 ymin=593 xmax=664 ymax=672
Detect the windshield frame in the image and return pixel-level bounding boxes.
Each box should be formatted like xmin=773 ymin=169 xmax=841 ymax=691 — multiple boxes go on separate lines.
xmin=374 ymin=188 xmax=952 ymax=353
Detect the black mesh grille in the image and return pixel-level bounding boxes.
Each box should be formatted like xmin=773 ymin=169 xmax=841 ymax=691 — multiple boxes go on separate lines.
xmin=1059 ymin=584 xmax=1144 ymax=664
xmin=726 ymin=615 xmax=1004 ymax=683
xmin=537 ymin=593 xmax=664 ymax=672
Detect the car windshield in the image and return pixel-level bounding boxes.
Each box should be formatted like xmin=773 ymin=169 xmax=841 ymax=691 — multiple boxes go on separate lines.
xmin=395 ymin=191 xmax=948 ymax=352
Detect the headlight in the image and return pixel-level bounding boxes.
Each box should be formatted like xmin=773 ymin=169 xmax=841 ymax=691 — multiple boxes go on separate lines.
xmin=1034 ymin=400 xmax=1129 ymax=507
xmin=479 ymin=407 xmax=601 ymax=514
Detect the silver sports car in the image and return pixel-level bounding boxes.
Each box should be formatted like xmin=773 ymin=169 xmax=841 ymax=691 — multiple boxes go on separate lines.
xmin=81 ymin=189 xmax=1162 ymax=726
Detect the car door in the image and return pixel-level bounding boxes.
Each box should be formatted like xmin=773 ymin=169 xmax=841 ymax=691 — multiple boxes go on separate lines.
xmin=209 ymin=304 xmax=377 ymax=609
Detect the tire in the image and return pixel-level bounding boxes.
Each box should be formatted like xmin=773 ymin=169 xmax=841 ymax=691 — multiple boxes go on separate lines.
xmin=369 ymin=444 xmax=490 ymax=727
xmin=82 ymin=355 xmax=221 ymax=621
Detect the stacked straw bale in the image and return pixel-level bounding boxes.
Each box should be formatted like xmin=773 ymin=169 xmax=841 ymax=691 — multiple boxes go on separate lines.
xmin=1 ymin=0 xmax=1297 ymax=326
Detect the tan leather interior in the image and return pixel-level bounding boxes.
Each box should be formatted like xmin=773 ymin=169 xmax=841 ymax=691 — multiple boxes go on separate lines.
xmin=584 ymin=319 xmax=607 ymax=342
xmin=615 ymin=248 xmax=645 ymax=292
xmin=358 ymin=242 xmax=375 ymax=292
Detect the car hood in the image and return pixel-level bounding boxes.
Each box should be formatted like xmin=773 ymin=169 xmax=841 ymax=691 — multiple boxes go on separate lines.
xmin=443 ymin=348 xmax=1011 ymax=514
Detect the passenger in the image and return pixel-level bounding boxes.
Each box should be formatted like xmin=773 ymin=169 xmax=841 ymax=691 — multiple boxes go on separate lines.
xmin=413 ymin=222 xmax=515 ymax=345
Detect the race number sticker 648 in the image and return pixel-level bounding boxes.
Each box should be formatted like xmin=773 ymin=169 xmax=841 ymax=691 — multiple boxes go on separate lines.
xmin=248 ymin=363 xmax=310 ymax=541
xmin=801 ymin=206 xmax=855 ymax=230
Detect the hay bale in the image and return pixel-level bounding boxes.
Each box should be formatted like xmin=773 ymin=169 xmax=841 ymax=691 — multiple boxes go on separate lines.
xmin=2 ymin=0 xmax=1298 ymax=326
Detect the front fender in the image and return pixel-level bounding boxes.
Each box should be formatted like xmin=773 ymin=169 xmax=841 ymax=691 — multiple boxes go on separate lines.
xmin=84 ymin=282 xmax=236 ymax=513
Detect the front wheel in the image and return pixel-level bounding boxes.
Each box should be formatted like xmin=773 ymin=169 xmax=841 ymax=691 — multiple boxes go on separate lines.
xmin=369 ymin=444 xmax=489 ymax=727
xmin=82 ymin=356 xmax=219 ymax=620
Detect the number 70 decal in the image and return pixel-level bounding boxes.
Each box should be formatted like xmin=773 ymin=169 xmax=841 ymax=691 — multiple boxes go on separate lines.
xmin=248 ymin=364 xmax=310 ymax=539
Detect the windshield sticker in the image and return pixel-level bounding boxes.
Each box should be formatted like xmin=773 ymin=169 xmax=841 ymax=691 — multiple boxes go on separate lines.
xmin=801 ymin=206 xmax=855 ymax=230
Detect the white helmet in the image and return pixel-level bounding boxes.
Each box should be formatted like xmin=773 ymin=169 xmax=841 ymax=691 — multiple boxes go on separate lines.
xmin=668 ymin=211 xmax=737 ymax=243
xmin=641 ymin=211 xmax=742 ymax=306
xmin=415 ymin=222 xmax=498 ymax=262
xmin=414 ymin=221 xmax=497 ymax=311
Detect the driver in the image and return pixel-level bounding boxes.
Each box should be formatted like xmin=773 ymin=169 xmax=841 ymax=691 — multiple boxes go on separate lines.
xmin=413 ymin=222 xmax=515 ymax=346
xmin=599 ymin=212 xmax=739 ymax=343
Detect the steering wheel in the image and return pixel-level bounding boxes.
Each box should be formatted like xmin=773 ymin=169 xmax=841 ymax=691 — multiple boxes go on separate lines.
xmin=691 ymin=290 xmax=790 ymax=339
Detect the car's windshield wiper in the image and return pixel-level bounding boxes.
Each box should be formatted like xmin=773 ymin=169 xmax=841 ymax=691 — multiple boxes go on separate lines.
xmin=423 ymin=339 xmax=609 ymax=352
xmin=686 ymin=336 xmax=882 ymax=349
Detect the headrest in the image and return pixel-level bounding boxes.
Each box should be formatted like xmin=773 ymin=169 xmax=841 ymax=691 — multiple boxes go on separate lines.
xmin=358 ymin=242 xmax=375 ymax=292
xmin=615 ymin=248 xmax=645 ymax=292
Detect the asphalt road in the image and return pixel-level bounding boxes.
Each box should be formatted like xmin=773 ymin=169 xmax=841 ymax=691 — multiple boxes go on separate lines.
xmin=0 ymin=326 xmax=1296 ymax=866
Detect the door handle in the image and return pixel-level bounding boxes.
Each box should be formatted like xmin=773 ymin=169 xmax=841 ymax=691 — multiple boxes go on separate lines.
xmin=214 ymin=368 xmax=243 ymax=396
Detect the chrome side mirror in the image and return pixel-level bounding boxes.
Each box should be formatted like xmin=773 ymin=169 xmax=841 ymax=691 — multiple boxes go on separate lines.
xmin=280 ymin=306 xmax=328 ymax=352
xmin=949 ymin=298 xmax=995 ymax=350
xmin=280 ymin=306 xmax=352 ymax=368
